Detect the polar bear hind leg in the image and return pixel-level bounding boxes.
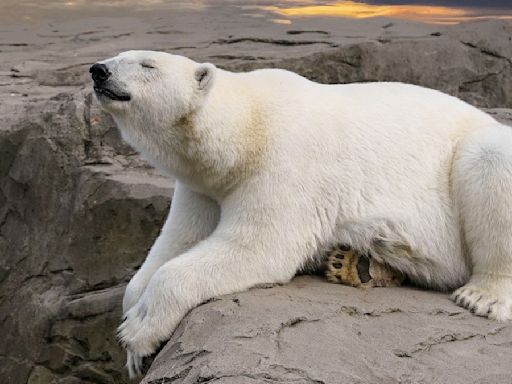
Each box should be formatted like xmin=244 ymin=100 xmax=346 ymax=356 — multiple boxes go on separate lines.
xmin=452 ymin=125 xmax=512 ymax=321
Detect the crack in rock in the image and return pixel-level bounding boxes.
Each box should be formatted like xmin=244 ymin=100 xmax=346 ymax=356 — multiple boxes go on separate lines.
xmin=460 ymin=67 xmax=507 ymax=91
xmin=213 ymin=37 xmax=338 ymax=48
xmin=276 ymin=316 xmax=320 ymax=336
xmin=194 ymin=371 xmax=325 ymax=384
xmin=337 ymin=306 xmax=402 ymax=318
xmin=171 ymin=349 xmax=210 ymax=366
xmin=147 ymin=366 xmax=193 ymax=384
xmin=461 ymin=40 xmax=512 ymax=66
xmin=394 ymin=332 xmax=483 ymax=357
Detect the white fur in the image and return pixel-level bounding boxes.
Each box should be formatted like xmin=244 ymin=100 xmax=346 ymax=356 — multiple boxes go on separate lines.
xmin=94 ymin=50 xmax=512 ymax=377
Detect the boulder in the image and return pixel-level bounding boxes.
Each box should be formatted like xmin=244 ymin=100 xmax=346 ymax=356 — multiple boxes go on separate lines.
xmin=227 ymin=26 xmax=512 ymax=109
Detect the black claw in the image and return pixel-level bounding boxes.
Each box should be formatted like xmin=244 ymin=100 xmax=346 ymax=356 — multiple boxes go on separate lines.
xmin=339 ymin=244 xmax=351 ymax=251
xmin=335 ymin=254 xmax=345 ymax=259
xmin=116 ymin=330 xmax=125 ymax=346
xmin=332 ymin=263 xmax=343 ymax=269
xmin=356 ymin=255 xmax=372 ymax=284
xmin=454 ymin=294 xmax=460 ymax=303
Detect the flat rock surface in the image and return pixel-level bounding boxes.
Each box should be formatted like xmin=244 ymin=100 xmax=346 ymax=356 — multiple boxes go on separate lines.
xmin=143 ymin=276 xmax=512 ymax=384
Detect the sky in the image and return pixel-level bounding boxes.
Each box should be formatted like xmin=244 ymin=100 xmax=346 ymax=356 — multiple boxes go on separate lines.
xmin=262 ymin=1 xmax=512 ymax=24
xmin=1 ymin=0 xmax=511 ymax=24
xmin=363 ymin=0 xmax=511 ymax=7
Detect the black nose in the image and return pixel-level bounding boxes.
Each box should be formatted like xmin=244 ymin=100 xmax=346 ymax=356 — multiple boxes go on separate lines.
xmin=90 ymin=63 xmax=110 ymax=84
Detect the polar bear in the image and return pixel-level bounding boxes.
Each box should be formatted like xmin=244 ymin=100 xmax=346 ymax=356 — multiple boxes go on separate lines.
xmin=90 ymin=50 xmax=512 ymax=377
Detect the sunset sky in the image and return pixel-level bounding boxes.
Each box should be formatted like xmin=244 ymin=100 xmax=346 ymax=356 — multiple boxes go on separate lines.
xmin=363 ymin=0 xmax=510 ymax=6
xmin=2 ymin=0 xmax=512 ymax=24
xmin=263 ymin=0 xmax=512 ymax=24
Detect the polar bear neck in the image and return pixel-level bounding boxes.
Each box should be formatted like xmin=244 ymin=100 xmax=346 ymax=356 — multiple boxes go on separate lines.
xmin=120 ymin=71 xmax=268 ymax=200
xmin=176 ymin=75 xmax=268 ymax=199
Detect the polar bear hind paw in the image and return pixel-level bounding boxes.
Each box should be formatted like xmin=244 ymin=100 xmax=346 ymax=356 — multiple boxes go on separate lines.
xmin=325 ymin=245 xmax=405 ymax=288
xmin=451 ymin=277 xmax=512 ymax=321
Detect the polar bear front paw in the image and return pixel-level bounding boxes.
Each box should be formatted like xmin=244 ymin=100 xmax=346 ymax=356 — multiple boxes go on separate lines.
xmin=118 ymin=304 xmax=155 ymax=379
xmin=118 ymin=290 xmax=181 ymax=377
xmin=452 ymin=276 xmax=512 ymax=321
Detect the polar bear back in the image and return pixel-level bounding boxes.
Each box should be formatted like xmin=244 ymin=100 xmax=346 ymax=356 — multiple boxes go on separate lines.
xmin=212 ymin=70 xmax=497 ymax=268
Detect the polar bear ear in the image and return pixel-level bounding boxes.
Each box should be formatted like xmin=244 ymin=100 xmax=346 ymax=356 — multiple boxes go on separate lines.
xmin=194 ymin=63 xmax=216 ymax=92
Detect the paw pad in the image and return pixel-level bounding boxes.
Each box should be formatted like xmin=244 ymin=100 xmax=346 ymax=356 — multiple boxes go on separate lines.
xmin=325 ymin=245 xmax=405 ymax=287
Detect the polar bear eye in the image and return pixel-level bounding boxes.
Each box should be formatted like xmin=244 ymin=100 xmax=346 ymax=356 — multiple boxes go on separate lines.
xmin=140 ymin=62 xmax=156 ymax=69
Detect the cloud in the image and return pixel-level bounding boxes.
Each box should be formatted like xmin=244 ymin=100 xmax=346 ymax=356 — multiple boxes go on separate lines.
xmin=363 ymin=0 xmax=511 ymax=9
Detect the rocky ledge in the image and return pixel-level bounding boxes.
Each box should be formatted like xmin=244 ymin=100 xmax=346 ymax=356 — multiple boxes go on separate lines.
xmin=142 ymin=276 xmax=512 ymax=384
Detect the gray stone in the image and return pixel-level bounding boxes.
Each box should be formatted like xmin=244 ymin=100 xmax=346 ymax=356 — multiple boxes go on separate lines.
xmin=143 ymin=276 xmax=512 ymax=384
xmin=27 ymin=366 xmax=58 ymax=384
xmin=0 ymin=89 xmax=172 ymax=383
xmin=487 ymin=108 xmax=512 ymax=126
xmin=227 ymin=31 xmax=512 ymax=109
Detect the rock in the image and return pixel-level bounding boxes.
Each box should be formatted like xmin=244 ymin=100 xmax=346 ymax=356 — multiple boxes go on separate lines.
xmin=143 ymin=276 xmax=512 ymax=384
xmin=227 ymin=30 xmax=512 ymax=109
xmin=487 ymin=108 xmax=512 ymax=126
xmin=27 ymin=366 xmax=58 ymax=384
xmin=0 ymin=88 xmax=173 ymax=383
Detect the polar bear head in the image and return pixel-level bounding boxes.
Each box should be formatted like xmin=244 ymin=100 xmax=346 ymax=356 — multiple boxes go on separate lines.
xmin=90 ymin=51 xmax=221 ymax=181
xmin=91 ymin=50 xmax=215 ymax=124
xmin=91 ymin=51 xmax=259 ymax=195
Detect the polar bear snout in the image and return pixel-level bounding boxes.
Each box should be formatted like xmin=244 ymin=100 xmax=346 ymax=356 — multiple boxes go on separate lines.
xmin=90 ymin=62 xmax=131 ymax=102
xmin=90 ymin=63 xmax=111 ymax=84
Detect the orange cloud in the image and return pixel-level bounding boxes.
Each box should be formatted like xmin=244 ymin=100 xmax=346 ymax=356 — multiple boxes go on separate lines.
xmin=263 ymin=1 xmax=512 ymax=24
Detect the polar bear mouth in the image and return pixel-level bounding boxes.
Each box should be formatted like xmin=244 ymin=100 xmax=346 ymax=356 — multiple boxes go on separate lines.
xmin=94 ymin=86 xmax=131 ymax=102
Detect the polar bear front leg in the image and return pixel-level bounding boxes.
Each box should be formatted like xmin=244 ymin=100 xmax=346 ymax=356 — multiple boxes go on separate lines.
xmin=452 ymin=126 xmax=512 ymax=321
xmin=119 ymin=200 xmax=302 ymax=377
xmin=122 ymin=182 xmax=220 ymax=314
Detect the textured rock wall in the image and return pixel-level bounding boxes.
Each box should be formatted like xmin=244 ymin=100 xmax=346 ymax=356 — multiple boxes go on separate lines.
xmin=0 ymin=90 xmax=172 ymax=383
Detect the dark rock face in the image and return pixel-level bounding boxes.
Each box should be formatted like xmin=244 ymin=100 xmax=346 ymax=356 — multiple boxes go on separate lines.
xmin=143 ymin=277 xmax=512 ymax=384
xmin=0 ymin=90 xmax=172 ymax=383
xmin=1 ymin=17 xmax=512 ymax=384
